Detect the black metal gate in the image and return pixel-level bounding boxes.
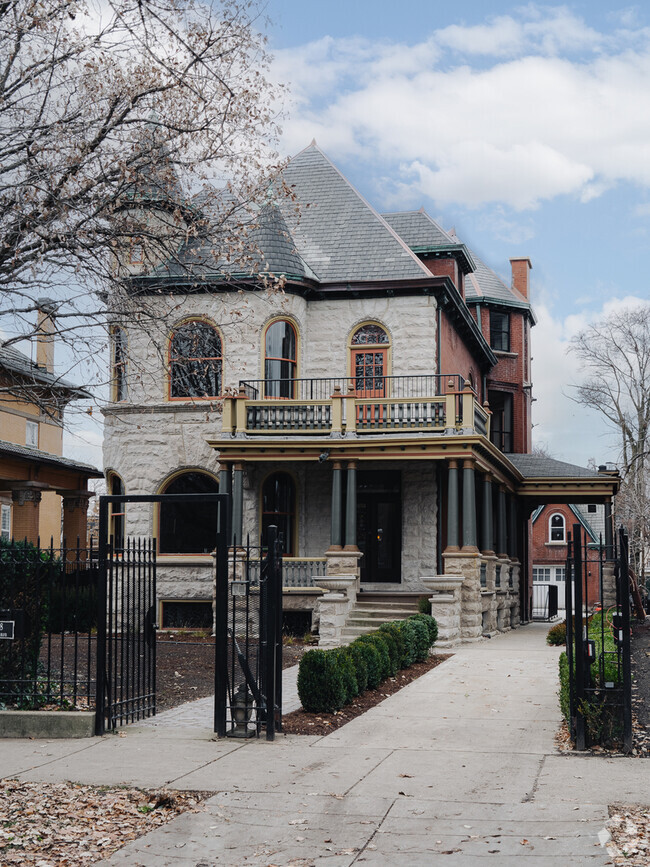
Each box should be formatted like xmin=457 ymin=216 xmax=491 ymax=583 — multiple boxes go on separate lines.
xmin=565 ymin=524 xmax=632 ymax=751
xmin=214 ymin=526 xmax=283 ymax=740
xmin=95 ymin=493 xmax=229 ymax=735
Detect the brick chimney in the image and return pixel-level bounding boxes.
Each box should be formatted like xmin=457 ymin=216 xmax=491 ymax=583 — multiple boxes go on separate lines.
xmin=509 ymin=257 xmax=532 ymax=300
xmin=35 ymin=298 xmax=57 ymax=372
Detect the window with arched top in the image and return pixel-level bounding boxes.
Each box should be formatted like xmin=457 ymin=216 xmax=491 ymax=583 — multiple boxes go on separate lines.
xmin=261 ymin=472 xmax=296 ymax=555
xmin=169 ymin=320 xmax=222 ymax=399
xmin=264 ymin=320 xmax=297 ymax=398
xmin=549 ymin=513 xmax=566 ymax=543
xmin=350 ymin=323 xmax=389 ymax=398
xmin=159 ymin=471 xmax=219 ymax=553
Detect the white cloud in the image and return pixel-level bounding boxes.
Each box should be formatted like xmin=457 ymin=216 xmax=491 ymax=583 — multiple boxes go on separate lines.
xmin=273 ymin=7 xmax=650 ymax=210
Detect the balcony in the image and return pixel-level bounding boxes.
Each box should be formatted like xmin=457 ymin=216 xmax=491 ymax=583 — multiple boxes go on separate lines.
xmin=222 ymin=375 xmax=491 ymax=439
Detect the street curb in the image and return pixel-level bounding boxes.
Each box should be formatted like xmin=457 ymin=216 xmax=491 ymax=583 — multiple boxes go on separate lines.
xmin=0 ymin=710 xmax=95 ymax=739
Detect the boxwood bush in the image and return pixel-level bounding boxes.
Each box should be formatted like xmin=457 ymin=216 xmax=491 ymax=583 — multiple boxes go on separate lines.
xmin=296 ymin=613 xmax=439 ymax=715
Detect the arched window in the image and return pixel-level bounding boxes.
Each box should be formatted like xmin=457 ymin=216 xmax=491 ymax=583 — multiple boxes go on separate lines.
xmin=108 ymin=474 xmax=125 ymax=551
xmin=549 ymin=513 xmax=566 ymax=543
xmin=112 ymin=326 xmax=128 ymax=402
xmin=264 ymin=320 xmax=297 ymax=398
xmin=170 ymin=320 xmax=222 ymax=399
xmin=159 ymin=471 xmax=219 ymax=554
xmin=261 ymin=472 xmax=295 ymax=555
xmin=350 ymin=323 xmax=389 ymax=398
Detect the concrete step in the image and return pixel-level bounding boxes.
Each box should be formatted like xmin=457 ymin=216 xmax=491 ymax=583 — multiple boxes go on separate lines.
xmin=349 ymin=606 xmax=417 ymax=618
xmin=340 ymin=625 xmax=380 ymax=638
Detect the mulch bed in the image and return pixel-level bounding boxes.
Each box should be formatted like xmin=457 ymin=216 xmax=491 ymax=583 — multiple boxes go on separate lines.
xmin=156 ymin=632 xmax=312 ymax=711
xmin=631 ymin=618 xmax=650 ymax=757
xmin=281 ymin=654 xmax=451 ymax=736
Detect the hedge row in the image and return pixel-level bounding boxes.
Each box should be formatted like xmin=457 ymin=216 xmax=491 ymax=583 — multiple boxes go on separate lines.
xmin=297 ymin=613 xmax=438 ymax=713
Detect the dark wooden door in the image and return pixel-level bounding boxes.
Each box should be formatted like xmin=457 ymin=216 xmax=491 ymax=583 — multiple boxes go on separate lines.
xmin=357 ymin=471 xmax=401 ymax=583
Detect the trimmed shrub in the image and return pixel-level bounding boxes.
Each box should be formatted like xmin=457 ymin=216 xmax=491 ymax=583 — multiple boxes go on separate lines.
xmin=375 ymin=627 xmax=399 ymax=676
xmin=409 ymin=613 xmax=438 ymax=648
xmin=547 ymin=621 xmax=567 ymax=646
xmin=297 ymin=649 xmax=346 ymax=713
xmin=334 ymin=648 xmax=359 ymax=703
xmin=379 ymin=621 xmax=406 ymax=666
xmin=410 ymin=618 xmax=430 ymax=662
xmin=352 ymin=638 xmax=382 ymax=689
xmin=343 ymin=643 xmax=368 ymax=694
xmin=397 ymin=619 xmax=417 ymax=667
xmin=417 ymin=595 xmax=431 ymax=614
xmin=357 ymin=633 xmax=391 ymax=680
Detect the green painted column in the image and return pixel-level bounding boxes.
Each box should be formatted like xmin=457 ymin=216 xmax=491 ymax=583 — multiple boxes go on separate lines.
xmin=481 ymin=473 xmax=494 ymax=554
xmin=462 ymin=459 xmax=477 ymax=550
xmin=508 ymin=495 xmax=518 ymax=559
xmin=330 ymin=461 xmax=343 ymax=550
xmin=219 ymin=463 xmax=232 ymax=544
xmin=497 ymin=486 xmax=507 ymax=557
xmin=446 ymin=460 xmax=460 ymax=550
xmin=232 ymin=462 xmax=244 ymax=548
xmin=344 ymin=461 xmax=358 ymax=550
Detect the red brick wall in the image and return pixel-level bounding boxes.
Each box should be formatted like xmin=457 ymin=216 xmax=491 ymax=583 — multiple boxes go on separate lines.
xmin=439 ymin=310 xmax=483 ymax=400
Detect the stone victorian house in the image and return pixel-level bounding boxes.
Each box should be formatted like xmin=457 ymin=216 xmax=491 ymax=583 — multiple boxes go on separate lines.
xmin=102 ymin=143 xmax=619 ymax=643
xmin=0 ymin=302 xmax=102 ymax=546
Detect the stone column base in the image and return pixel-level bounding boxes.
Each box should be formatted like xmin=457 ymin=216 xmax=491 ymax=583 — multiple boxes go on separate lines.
xmin=424 ymin=575 xmax=464 ymax=646
xmin=443 ymin=551 xmax=482 ymax=640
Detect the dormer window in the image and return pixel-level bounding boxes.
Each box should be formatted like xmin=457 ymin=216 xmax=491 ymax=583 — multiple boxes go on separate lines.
xmin=549 ymin=513 xmax=566 ymax=543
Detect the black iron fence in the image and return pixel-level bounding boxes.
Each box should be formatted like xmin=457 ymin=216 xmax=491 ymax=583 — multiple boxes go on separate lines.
xmin=239 ymin=373 xmax=468 ymax=401
xmin=564 ymin=525 xmax=632 ymax=752
xmin=0 ymin=538 xmax=98 ymax=710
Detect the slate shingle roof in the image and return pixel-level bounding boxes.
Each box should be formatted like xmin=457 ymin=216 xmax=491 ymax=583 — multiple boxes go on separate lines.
xmin=279 ymin=145 xmax=431 ymax=283
xmin=0 ymin=345 xmax=90 ymax=398
xmin=508 ymin=454 xmax=604 ymax=479
xmin=381 ymin=210 xmax=455 ymax=248
xmin=464 ymin=252 xmax=528 ymax=307
xmin=0 ymin=439 xmax=102 ymax=475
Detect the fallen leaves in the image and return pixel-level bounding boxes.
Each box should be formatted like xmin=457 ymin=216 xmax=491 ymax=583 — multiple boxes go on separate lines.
xmin=0 ymin=779 xmax=207 ymax=866
xmin=607 ymin=804 xmax=650 ymax=865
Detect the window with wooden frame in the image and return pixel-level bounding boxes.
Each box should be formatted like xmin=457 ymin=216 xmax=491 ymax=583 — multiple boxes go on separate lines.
xmin=169 ymin=320 xmax=222 ymax=399
xmin=264 ymin=319 xmax=297 ymax=398
xmin=489 ymin=310 xmax=510 ymax=352
xmin=112 ymin=326 xmax=128 ymax=402
xmin=159 ymin=471 xmax=219 ymax=554
xmin=1 ymin=503 xmax=11 ymax=541
xmin=130 ymin=240 xmax=144 ymax=264
xmin=261 ymin=472 xmax=295 ymax=555
xmin=350 ymin=323 xmax=389 ymax=398
xmin=549 ymin=513 xmax=566 ymax=543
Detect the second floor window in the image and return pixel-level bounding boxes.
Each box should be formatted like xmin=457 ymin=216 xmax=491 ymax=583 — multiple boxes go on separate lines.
xmin=112 ymin=326 xmax=128 ymax=402
xmin=170 ymin=320 xmax=222 ymax=399
xmin=264 ymin=320 xmax=297 ymax=398
xmin=550 ymin=513 xmax=566 ymax=543
xmin=490 ymin=310 xmax=510 ymax=352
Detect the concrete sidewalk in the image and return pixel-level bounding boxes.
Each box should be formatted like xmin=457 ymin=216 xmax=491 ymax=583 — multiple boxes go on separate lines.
xmin=2 ymin=623 xmax=648 ymax=865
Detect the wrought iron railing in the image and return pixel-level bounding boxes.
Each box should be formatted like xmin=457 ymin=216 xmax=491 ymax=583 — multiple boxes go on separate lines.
xmin=239 ymin=374 xmax=466 ymax=401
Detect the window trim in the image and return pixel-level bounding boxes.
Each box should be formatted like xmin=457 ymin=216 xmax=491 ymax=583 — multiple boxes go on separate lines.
xmin=347 ymin=321 xmax=392 ymax=394
xmin=111 ymin=325 xmax=128 ymax=403
xmin=25 ymin=419 xmax=39 ymax=449
xmin=548 ymin=512 xmax=566 ymax=544
xmin=262 ymin=317 xmax=299 ymax=399
xmin=107 ymin=472 xmax=126 ymax=550
xmin=1 ymin=503 xmax=11 ymax=540
xmin=489 ymin=310 xmax=511 ymax=353
xmin=168 ymin=318 xmax=223 ymax=402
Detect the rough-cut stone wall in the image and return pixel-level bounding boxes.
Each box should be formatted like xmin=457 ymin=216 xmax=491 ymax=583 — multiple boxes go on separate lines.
xmin=401 ymin=462 xmax=437 ymax=586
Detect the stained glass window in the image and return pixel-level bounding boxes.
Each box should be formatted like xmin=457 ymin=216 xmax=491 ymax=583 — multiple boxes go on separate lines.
xmin=159 ymin=472 xmax=219 ymax=553
xmin=112 ymin=326 xmax=128 ymax=402
xmin=351 ymin=324 xmax=389 ymax=345
xmin=170 ymin=321 xmax=222 ymax=399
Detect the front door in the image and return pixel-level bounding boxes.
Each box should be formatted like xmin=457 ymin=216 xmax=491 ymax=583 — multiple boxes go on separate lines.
xmin=357 ymin=471 xmax=401 ymax=583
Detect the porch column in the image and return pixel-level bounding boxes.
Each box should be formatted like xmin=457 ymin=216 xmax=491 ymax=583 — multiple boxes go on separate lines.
xmin=497 ymin=486 xmax=508 ymax=557
xmin=481 ymin=473 xmax=494 ymax=555
xmin=508 ymin=495 xmax=518 ymax=560
xmin=604 ymin=499 xmax=613 ymax=560
xmin=462 ymin=459 xmax=478 ymax=552
xmin=329 ymin=461 xmax=343 ymax=551
xmin=344 ymin=460 xmax=358 ymax=551
xmin=219 ymin=462 xmax=232 ymax=543
xmin=11 ymin=486 xmax=42 ymax=544
xmin=232 ymin=462 xmax=244 ymax=547
xmin=446 ymin=460 xmax=460 ymax=551
xmin=60 ymin=491 xmax=93 ymax=555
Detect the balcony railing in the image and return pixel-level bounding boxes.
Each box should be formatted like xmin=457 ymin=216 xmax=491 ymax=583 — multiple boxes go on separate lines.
xmin=246 ymin=557 xmax=326 ymax=588
xmin=222 ymin=375 xmax=490 ymax=439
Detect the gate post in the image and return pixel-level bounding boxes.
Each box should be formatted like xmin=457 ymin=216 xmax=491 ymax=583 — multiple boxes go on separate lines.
xmin=619 ymin=528 xmax=633 ymax=753
xmin=572 ymin=524 xmax=586 ymax=750
xmin=214 ymin=496 xmax=231 ymax=737
xmin=265 ymin=525 xmax=278 ymax=741
xmin=95 ymin=498 xmax=109 ymax=736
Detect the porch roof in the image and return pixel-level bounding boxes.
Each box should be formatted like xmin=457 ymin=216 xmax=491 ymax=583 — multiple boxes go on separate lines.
xmin=0 ymin=439 xmax=102 ymax=493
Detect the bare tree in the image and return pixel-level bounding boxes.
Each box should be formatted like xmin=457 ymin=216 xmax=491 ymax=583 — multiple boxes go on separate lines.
xmin=0 ymin=0 xmax=284 ymax=409
xmin=570 ymin=304 xmax=650 ymax=571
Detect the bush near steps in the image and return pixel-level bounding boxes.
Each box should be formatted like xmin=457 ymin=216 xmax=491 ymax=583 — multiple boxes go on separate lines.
xmin=297 ymin=613 xmax=438 ymax=713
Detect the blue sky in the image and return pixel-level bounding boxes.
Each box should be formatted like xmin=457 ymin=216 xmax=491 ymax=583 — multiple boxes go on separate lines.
xmin=64 ymin=1 xmax=649 ymax=470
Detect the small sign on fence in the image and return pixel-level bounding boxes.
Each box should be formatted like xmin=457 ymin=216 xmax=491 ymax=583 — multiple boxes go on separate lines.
xmin=0 ymin=620 xmax=15 ymax=640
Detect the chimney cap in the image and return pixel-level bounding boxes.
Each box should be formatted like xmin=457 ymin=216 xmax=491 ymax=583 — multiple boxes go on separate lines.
xmin=36 ymin=297 xmax=58 ymax=315
xmin=509 ymin=257 xmax=532 ymax=269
